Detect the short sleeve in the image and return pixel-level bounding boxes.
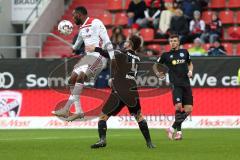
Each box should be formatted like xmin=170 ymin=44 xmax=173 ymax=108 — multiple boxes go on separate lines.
xmin=157 ymin=53 xmax=165 ymax=64
xmin=93 ymin=19 xmax=115 ymax=59
xmin=186 ymin=50 xmax=192 ymax=64
xmin=72 ymin=31 xmax=83 ymax=50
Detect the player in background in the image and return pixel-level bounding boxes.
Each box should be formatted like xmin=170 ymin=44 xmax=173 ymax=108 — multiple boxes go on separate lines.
xmin=85 ymin=35 xmax=156 ymax=149
xmin=153 ymin=34 xmax=194 ymax=140
xmin=52 ymin=6 xmax=115 ymax=121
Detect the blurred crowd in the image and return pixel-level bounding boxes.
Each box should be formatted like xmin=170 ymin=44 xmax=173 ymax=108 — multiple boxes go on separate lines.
xmin=74 ymin=0 xmax=228 ymax=57
xmin=123 ymin=0 xmax=226 ymax=56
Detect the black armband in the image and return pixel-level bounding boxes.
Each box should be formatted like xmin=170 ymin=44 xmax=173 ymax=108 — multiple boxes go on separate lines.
xmin=95 ymin=47 xmax=110 ymax=59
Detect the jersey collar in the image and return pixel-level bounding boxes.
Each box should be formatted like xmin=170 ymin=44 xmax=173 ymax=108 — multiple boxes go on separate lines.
xmin=81 ymin=17 xmax=90 ymax=27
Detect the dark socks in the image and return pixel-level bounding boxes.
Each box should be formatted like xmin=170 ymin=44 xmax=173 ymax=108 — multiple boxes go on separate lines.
xmin=172 ymin=110 xmax=189 ymax=131
xmin=172 ymin=110 xmax=181 ymax=129
xmin=138 ymin=120 xmax=151 ymax=143
xmin=98 ymin=120 xmax=107 ymax=141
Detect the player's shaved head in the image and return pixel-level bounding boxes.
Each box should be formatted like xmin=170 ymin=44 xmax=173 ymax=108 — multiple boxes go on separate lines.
xmin=74 ymin=6 xmax=88 ymax=15
xmin=72 ymin=6 xmax=88 ymax=25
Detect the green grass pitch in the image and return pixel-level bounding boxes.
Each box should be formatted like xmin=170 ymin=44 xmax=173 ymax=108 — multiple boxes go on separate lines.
xmin=0 ymin=129 xmax=239 ymax=160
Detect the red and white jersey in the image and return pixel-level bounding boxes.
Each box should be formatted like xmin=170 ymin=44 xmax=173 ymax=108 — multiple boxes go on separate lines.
xmin=73 ymin=17 xmax=114 ymax=59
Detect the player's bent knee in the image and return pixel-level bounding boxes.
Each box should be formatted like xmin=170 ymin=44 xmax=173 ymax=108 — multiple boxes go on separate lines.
xmin=184 ymin=105 xmax=193 ymax=114
xmin=134 ymin=112 xmax=144 ymax=122
xmin=68 ymin=73 xmax=78 ymax=85
xmin=76 ymin=72 xmax=86 ymax=83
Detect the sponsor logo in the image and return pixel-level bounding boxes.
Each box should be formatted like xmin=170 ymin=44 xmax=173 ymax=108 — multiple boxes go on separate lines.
xmin=172 ymin=59 xmax=185 ymax=65
xmin=26 ymin=74 xmax=67 ymax=88
xmin=180 ymin=53 xmax=184 ymax=57
xmin=0 ymin=72 xmax=14 ymax=89
xmin=0 ymin=91 xmax=22 ymax=117
xmin=1 ymin=116 xmax=239 ymax=129
xmin=172 ymin=60 xmax=177 ymax=65
xmin=14 ymin=0 xmax=37 ymax=5
xmin=190 ymin=73 xmax=239 ymax=87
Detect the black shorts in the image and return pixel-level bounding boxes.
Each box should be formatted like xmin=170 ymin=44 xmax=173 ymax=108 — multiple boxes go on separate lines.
xmin=172 ymin=85 xmax=193 ymax=105
xmin=102 ymin=90 xmax=141 ymax=117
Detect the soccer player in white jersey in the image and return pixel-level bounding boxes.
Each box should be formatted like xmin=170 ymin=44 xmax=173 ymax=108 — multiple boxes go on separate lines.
xmin=52 ymin=6 xmax=115 ymax=121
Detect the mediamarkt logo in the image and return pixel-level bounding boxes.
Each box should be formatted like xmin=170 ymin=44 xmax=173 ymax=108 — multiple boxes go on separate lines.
xmin=0 ymin=91 xmax=22 ymax=117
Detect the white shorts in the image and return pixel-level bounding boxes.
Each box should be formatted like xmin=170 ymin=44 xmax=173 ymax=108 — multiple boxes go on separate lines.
xmin=73 ymin=55 xmax=107 ymax=81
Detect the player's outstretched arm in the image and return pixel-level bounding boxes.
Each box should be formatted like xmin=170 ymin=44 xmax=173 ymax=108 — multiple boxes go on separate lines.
xmin=85 ymin=45 xmax=110 ymax=58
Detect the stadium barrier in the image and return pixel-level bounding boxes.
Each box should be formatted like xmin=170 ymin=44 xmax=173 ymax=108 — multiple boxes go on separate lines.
xmin=0 ymin=57 xmax=239 ymax=129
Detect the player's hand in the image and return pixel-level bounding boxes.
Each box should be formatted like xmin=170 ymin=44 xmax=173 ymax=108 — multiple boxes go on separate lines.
xmin=188 ymin=70 xmax=193 ymax=78
xmin=156 ymin=72 xmax=166 ymax=80
xmin=85 ymin=45 xmax=96 ymax=52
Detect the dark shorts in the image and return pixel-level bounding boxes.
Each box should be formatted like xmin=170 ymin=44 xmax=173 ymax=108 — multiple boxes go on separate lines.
xmin=102 ymin=90 xmax=141 ymax=117
xmin=172 ymin=85 xmax=193 ymax=105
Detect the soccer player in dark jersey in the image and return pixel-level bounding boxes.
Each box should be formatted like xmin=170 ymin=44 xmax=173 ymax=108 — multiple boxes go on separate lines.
xmin=86 ymin=35 xmax=156 ymax=149
xmin=153 ymin=34 xmax=194 ymax=140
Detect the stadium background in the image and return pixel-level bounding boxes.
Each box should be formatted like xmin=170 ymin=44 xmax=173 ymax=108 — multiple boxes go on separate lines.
xmin=0 ymin=0 xmax=239 ymax=129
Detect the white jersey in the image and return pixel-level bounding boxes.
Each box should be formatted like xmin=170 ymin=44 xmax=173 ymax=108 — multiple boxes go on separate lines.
xmin=72 ymin=17 xmax=114 ymax=59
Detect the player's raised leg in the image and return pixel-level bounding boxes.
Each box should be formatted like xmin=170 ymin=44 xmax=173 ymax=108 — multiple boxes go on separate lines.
xmin=52 ymin=72 xmax=79 ymax=117
xmin=52 ymin=70 xmax=85 ymax=120
xmin=65 ymin=72 xmax=86 ymax=121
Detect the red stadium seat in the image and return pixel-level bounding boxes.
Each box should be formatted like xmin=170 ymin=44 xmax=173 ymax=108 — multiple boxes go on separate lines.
xmin=147 ymin=44 xmax=161 ymax=53
xmin=219 ymin=10 xmax=234 ymax=24
xmin=123 ymin=28 xmax=131 ymax=37
xmin=227 ymin=26 xmax=240 ymax=40
xmin=124 ymin=0 xmax=132 ymax=9
xmin=98 ymin=12 xmax=113 ymax=26
xmin=236 ymin=11 xmax=240 ymax=24
xmin=203 ymin=43 xmax=211 ymax=51
xmin=228 ymin=0 xmax=240 ymax=8
xmin=115 ymin=13 xmax=128 ymax=25
xmin=184 ymin=43 xmax=193 ymax=49
xmin=107 ymin=28 xmax=113 ymax=37
xmin=164 ymin=45 xmax=171 ymax=52
xmin=140 ymin=28 xmax=154 ymax=41
xmin=236 ymin=44 xmax=240 ymax=55
xmin=209 ymin=0 xmax=226 ymax=9
xmin=107 ymin=0 xmax=123 ymax=10
xmin=222 ymin=43 xmax=233 ymax=55
xmin=202 ymin=11 xmax=213 ymax=24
